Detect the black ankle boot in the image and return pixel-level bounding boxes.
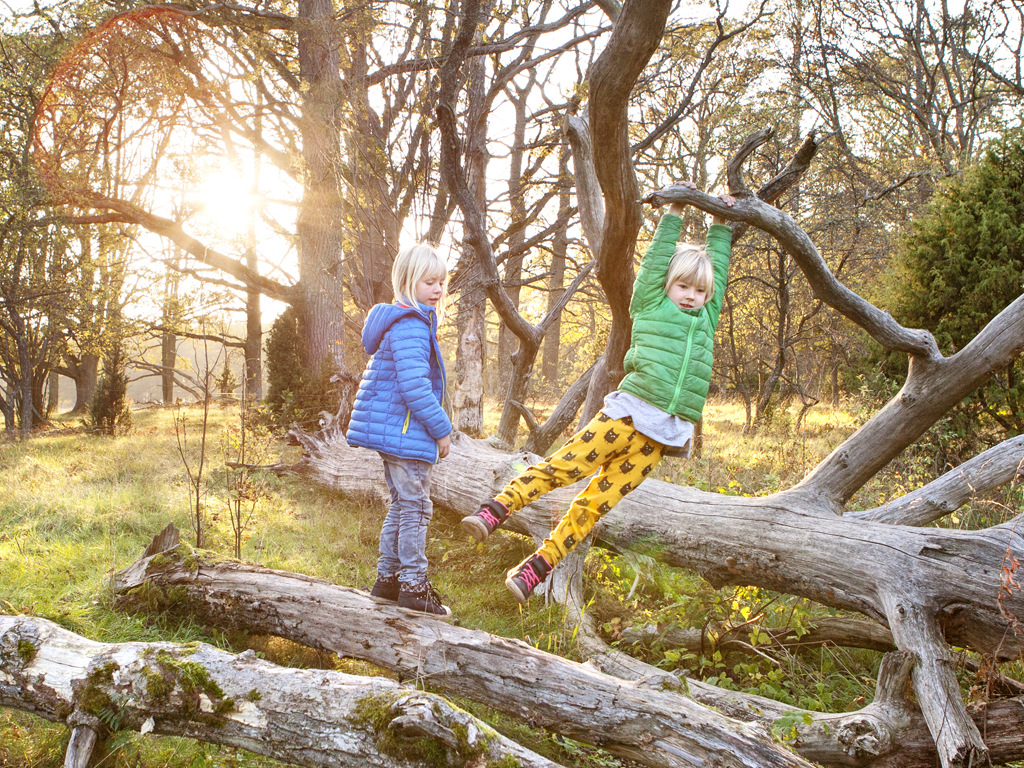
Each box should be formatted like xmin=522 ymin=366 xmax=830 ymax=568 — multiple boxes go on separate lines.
xmin=398 ymin=579 xmax=452 ymax=619
xmin=370 ymin=574 xmax=399 ymax=603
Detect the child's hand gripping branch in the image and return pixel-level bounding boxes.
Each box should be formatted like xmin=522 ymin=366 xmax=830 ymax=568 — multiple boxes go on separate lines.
xmin=462 ymin=182 xmax=736 ymax=605
xmin=666 ymin=179 xmax=737 ymax=224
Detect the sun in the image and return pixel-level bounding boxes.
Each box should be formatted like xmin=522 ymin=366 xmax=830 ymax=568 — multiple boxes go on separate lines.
xmin=194 ymin=168 xmax=258 ymax=237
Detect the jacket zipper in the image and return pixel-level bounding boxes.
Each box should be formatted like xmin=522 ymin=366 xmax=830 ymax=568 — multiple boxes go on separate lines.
xmin=402 ymin=409 xmax=411 ymax=434
xmin=667 ymin=318 xmax=698 ymax=414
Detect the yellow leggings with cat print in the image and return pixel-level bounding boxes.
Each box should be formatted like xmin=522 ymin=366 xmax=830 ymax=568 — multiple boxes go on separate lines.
xmin=495 ymin=412 xmax=665 ymax=567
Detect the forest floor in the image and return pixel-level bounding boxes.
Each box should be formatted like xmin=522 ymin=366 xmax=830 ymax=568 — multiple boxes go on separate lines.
xmin=1 ymin=398 xmax=1020 ymax=767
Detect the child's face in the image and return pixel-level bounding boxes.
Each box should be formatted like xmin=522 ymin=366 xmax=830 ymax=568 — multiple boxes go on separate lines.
xmin=667 ymin=278 xmax=707 ymax=311
xmin=415 ymin=274 xmax=444 ymax=307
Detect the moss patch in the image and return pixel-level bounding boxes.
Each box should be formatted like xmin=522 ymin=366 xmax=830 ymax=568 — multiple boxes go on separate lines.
xmin=351 ymin=692 xmax=490 ymax=768
xmin=147 ymin=552 xmax=171 ymax=569
xmin=137 ymin=650 xmax=236 ymax=726
xmin=16 ymin=639 xmax=36 ymax=664
xmin=122 ymin=580 xmax=191 ymax=614
xmin=78 ymin=662 xmax=119 ymax=717
xmin=142 ymin=667 xmax=174 ymax=703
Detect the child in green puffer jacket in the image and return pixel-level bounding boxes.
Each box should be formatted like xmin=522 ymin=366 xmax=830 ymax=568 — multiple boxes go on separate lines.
xmin=463 ymin=183 xmax=735 ymax=604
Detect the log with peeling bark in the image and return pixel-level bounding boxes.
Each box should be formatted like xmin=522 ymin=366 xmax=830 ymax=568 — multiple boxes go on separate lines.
xmin=0 ymin=613 xmax=562 ymax=768
xmin=114 ymin=528 xmax=818 ymax=768
xmin=112 ymin=528 xmax=1024 ymax=768
xmin=285 ymin=418 xmax=1024 ymax=768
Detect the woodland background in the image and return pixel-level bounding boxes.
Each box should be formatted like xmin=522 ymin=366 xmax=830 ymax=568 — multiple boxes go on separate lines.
xmin=1 ymin=0 xmax=1024 ymax=766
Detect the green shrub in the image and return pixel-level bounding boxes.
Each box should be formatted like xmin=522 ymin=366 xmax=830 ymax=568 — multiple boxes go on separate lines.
xmin=88 ymin=344 xmax=132 ymax=435
xmin=263 ymin=306 xmax=338 ymax=429
xmin=889 ymin=128 xmax=1024 ymax=454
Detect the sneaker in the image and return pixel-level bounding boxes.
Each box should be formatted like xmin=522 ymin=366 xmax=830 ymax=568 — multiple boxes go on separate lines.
xmin=461 ymin=499 xmax=509 ymax=542
xmin=505 ymin=553 xmax=552 ymax=605
xmin=370 ymin=574 xmax=399 ymax=603
xmin=398 ymin=580 xmax=452 ymax=619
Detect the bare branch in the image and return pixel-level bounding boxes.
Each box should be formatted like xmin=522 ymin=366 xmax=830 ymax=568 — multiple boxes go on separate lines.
xmin=77 ymin=196 xmax=295 ymax=303
xmin=849 ymin=434 xmax=1024 ymax=526
xmin=644 ymin=184 xmax=940 ymax=358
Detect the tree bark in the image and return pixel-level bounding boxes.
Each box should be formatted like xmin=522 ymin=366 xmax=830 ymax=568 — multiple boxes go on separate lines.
xmin=540 ymin=146 xmax=571 ymax=387
xmin=112 ymin=526 xmax=1024 ymax=768
xmin=576 ymin=0 xmax=674 ymax=424
xmin=450 ymin=43 xmax=490 ymax=438
xmin=113 ymin=531 xmax=820 ymax=768
xmin=0 ymin=614 xmax=562 ymax=768
xmin=46 ymin=371 xmax=59 ymax=416
xmin=284 ymin=425 xmax=1024 ymax=768
xmin=452 ymin=288 xmax=487 ymax=437
xmin=296 ymin=0 xmax=346 ymax=375
xmin=64 ymin=725 xmax=98 ymax=768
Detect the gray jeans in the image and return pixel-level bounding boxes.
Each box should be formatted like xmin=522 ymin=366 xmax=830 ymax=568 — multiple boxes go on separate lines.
xmin=377 ymin=453 xmax=434 ymax=585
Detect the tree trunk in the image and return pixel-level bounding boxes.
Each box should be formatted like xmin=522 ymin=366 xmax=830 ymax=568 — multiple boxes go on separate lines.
xmin=496 ymin=79 xmax=531 ymax=405
xmin=46 ymin=371 xmax=59 ymax=416
xmin=344 ymin=35 xmax=402 ymax=313
xmin=16 ymin=326 xmax=33 ymax=439
xmin=284 ymin=423 xmax=1024 ymax=768
xmin=112 ymin=525 xmax=1024 ymax=768
xmin=541 ymin=147 xmax=572 ymax=388
xmin=452 ymin=286 xmax=486 ymax=437
xmin=296 ymin=0 xmax=346 ymax=375
xmin=71 ymin=353 xmax=99 ymax=415
xmin=753 ymin=246 xmax=791 ymax=427
xmin=575 ymin=0 xmax=674 ymax=423
xmin=245 ymin=123 xmax=263 ymax=402
xmin=160 ymin=330 xmax=176 ymax=405
xmin=0 ymin=614 xmax=560 ymax=768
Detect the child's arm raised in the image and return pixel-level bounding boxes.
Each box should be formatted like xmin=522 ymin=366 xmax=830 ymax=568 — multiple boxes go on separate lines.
xmin=630 ymin=183 xmax=695 ymax=317
xmin=704 ymin=194 xmax=736 ymax=332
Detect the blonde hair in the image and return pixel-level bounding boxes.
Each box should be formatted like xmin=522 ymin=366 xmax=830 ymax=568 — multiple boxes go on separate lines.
xmin=665 ymin=244 xmax=714 ymax=297
xmin=392 ymin=243 xmax=448 ymax=322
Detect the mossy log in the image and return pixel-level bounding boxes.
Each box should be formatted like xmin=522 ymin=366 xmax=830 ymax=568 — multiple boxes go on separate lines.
xmin=0 ymin=613 xmax=562 ymax=768
xmin=113 ymin=528 xmax=1024 ymax=768
xmin=115 ymin=529 xmax=817 ymax=768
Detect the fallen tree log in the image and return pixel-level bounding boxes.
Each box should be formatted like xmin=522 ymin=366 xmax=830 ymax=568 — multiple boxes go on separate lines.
xmin=285 ymin=425 xmax=1024 ymax=768
xmin=113 ymin=528 xmax=1024 ymax=768
xmin=289 ymin=427 xmax=1024 ymax=660
xmin=114 ymin=529 xmax=817 ymax=768
xmin=0 ymin=613 xmax=563 ymax=768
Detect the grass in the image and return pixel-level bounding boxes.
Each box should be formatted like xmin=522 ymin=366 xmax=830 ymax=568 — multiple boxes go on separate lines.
xmin=1 ymin=399 xmax=1020 ymax=767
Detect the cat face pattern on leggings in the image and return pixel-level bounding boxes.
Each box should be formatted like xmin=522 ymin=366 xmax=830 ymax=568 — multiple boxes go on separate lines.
xmin=495 ymin=413 xmax=665 ymax=567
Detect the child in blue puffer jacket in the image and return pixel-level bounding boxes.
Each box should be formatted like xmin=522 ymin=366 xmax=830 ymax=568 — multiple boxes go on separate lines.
xmin=346 ymin=244 xmax=453 ymax=618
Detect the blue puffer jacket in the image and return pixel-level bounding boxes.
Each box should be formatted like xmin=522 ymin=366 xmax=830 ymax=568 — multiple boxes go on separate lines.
xmin=346 ymin=302 xmax=452 ymax=463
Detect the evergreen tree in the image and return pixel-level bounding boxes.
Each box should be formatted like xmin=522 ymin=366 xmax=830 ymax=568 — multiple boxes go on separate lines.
xmin=894 ymin=128 xmax=1024 ymax=439
xmin=264 ymin=306 xmax=335 ymax=427
xmin=88 ymin=344 xmax=132 ymax=435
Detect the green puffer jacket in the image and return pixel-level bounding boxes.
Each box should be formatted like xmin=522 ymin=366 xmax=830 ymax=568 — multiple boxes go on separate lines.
xmin=618 ymin=213 xmax=732 ymax=424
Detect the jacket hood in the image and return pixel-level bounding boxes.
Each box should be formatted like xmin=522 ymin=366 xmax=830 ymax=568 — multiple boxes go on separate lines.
xmin=362 ymin=302 xmax=434 ymax=354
